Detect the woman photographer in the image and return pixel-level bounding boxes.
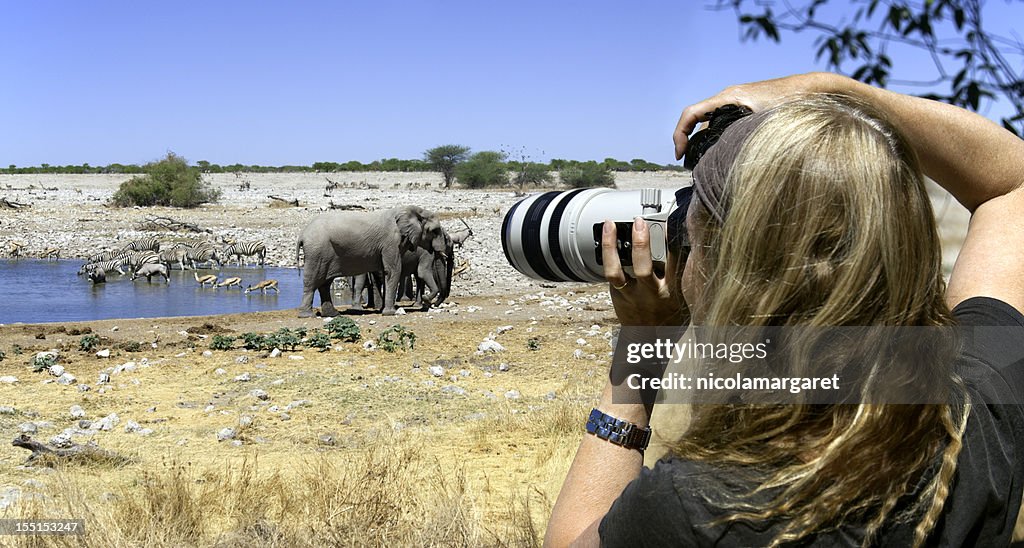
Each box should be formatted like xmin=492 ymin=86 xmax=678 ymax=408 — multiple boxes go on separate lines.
xmin=545 ymin=72 xmax=1024 ymax=546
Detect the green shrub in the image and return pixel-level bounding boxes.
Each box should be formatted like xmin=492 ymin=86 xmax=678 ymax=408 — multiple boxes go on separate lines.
xmin=559 ymin=161 xmax=615 ymax=188
xmin=123 ymin=341 xmax=143 ymax=352
xmin=11 ymin=344 xmax=23 ymax=355
xmin=325 ymin=317 xmax=361 ymax=342
xmin=112 ymin=152 xmax=221 ymax=208
xmin=306 ymin=331 xmax=331 ymax=352
xmin=512 ymin=162 xmax=553 ymax=189
xmin=378 ymin=325 xmax=416 ymax=353
xmin=527 ymin=337 xmax=541 ymax=351
xmin=241 ymin=332 xmax=269 ymax=351
xmin=79 ymin=334 xmax=100 ymax=352
xmin=455 ymin=151 xmax=508 ymax=189
xmin=267 ymin=328 xmax=302 ymax=351
xmin=32 ymin=354 xmax=56 ymax=372
xmin=210 ymin=335 xmax=236 ymax=351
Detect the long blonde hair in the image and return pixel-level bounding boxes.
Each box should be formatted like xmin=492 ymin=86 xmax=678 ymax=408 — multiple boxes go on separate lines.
xmin=673 ymin=95 xmax=970 ymax=547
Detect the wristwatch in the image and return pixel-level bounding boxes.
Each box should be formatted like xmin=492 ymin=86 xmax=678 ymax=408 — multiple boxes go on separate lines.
xmin=586 ymin=408 xmax=652 ymax=452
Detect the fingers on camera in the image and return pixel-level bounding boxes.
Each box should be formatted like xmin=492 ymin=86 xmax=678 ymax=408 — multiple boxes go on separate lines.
xmin=601 ymin=221 xmax=627 ymax=286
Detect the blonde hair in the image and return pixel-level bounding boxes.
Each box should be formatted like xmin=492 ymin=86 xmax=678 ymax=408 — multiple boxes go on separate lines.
xmin=673 ymin=95 xmax=970 ymax=547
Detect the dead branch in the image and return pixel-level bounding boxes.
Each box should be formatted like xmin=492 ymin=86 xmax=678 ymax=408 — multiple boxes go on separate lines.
xmin=268 ymin=195 xmax=300 ymax=207
xmin=12 ymin=434 xmax=135 ymax=467
xmin=327 ymin=201 xmax=366 ymax=211
xmin=138 ymin=215 xmax=212 ymax=233
xmin=0 ymin=197 xmax=31 ymax=209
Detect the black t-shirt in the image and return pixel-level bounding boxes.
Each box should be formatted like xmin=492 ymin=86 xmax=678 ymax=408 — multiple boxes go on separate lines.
xmin=600 ymin=297 xmax=1024 ymax=547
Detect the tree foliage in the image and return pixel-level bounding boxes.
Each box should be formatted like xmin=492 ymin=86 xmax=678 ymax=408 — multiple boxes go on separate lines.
xmin=559 ymin=161 xmax=616 ymax=188
xmin=424 ymin=145 xmax=471 ymax=188
xmin=455 ymin=151 xmax=509 ymax=188
xmin=111 ymin=152 xmax=221 ymax=208
xmin=720 ymin=0 xmax=1024 ymax=136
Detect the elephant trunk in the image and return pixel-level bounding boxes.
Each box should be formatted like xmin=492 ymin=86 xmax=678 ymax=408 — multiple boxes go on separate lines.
xmin=432 ymin=250 xmax=454 ymax=306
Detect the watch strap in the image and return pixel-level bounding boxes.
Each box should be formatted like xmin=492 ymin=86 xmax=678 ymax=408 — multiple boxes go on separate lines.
xmin=586 ymin=408 xmax=651 ymax=452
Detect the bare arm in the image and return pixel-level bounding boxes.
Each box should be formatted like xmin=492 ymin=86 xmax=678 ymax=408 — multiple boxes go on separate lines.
xmin=673 ymin=72 xmax=1024 ymax=311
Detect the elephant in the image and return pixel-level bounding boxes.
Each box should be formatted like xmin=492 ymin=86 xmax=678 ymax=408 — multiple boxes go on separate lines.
xmin=131 ymin=263 xmax=170 ymax=283
xmin=349 ymin=235 xmax=455 ymax=312
xmin=296 ymin=206 xmax=449 ymax=317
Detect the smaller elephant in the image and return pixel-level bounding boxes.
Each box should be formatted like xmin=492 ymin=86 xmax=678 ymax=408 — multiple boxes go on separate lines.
xmin=88 ymin=267 xmax=107 ymax=284
xmin=132 ymin=263 xmax=170 ymax=283
xmin=350 ymin=272 xmax=385 ymax=311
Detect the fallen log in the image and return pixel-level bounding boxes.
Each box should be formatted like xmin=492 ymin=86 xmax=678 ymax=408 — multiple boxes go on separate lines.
xmin=12 ymin=434 xmax=135 ymax=467
xmin=0 ymin=197 xmax=31 ymax=209
xmin=268 ymin=195 xmax=299 ymax=207
xmin=138 ymin=215 xmax=211 ymax=233
xmin=327 ymin=201 xmax=365 ymax=211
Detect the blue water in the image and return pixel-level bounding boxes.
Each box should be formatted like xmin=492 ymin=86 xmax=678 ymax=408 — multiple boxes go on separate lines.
xmin=0 ymin=259 xmax=330 ymax=324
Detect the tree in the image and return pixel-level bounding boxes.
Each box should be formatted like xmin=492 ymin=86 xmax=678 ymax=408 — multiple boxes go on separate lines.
xmin=424 ymin=145 xmax=471 ymax=188
xmin=718 ymin=0 xmax=1024 ymax=136
xmin=111 ymin=152 xmax=220 ymax=208
xmin=559 ymin=161 xmax=616 ymax=188
xmin=455 ymin=151 xmax=508 ymax=188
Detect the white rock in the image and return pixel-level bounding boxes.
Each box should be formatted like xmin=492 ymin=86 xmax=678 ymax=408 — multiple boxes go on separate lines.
xmin=124 ymin=420 xmax=142 ymax=433
xmin=201 ymin=350 xmax=213 ymax=358
xmin=111 ymin=326 xmax=119 ymax=332
xmin=234 ymin=372 xmax=251 ymax=382
xmin=577 ymin=338 xmax=588 ymax=346
xmin=0 ymin=376 xmax=17 ymax=384
xmin=91 ymin=413 xmax=120 ymax=431
xmin=428 ymin=365 xmax=445 ymax=377
xmin=395 ymin=307 xmax=407 ymax=315
xmin=288 ymin=355 xmax=304 ymax=361
xmin=478 ymin=340 xmax=505 ymax=353
xmin=214 ymin=368 xmax=227 ymax=375
xmin=70 ymin=405 xmax=86 ymax=418
xmin=95 ymin=349 xmax=111 ymax=358
xmin=504 ymin=390 xmax=521 ymax=400
xmin=48 ymin=364 xmax=65 ymax=377
xmin=362 ymin=340 xmax=377 ymax=350
xmin=573 ymin=349 xmax=585 ymax=359
xmin=269 ymin=348 xmax=282 ymax=358
xmin=496 ymin=325 xmax=514 ymax=334
xmin=217 ymin=427 xmax=236 ymax=441
xmin=57 ymin=373 xmax=77 ymax=385
xmin=250 ymin=389 xmax=270 ymax=401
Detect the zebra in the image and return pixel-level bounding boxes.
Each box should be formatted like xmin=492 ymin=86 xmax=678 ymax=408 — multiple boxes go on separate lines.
xmin=121 ymin=238 xmax=161 ymax=253
xmin=86 ymin=249 xmax=128 ymax=263
xmin=223 ymin=241 xmax=267 ymax=267
xmin=158 ymin=247 xmax=189 ymax=270
xmin=185 ymin=243 xmax=222 ymax=269
xmin=124 ymin=251 xmax=160 ymax=272
xmin=79 ymin=258 xmax=126 ymax=276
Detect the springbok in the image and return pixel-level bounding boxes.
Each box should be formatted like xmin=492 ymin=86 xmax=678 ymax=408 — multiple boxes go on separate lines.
xmin=194 ymin=272 xmax=218 ymax=286
xmin=245 ymin=279 xmax=279 ymax=293
xmin=216 ymin=277 xmax=242 ymax=290
xmin=41 ymin=247 xmax=60 ymax=260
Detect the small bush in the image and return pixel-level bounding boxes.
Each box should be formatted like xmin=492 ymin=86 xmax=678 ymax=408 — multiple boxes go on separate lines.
xmin=512 ymin=162 xmax=553 ymax=189
xmin=241 ymin=332 xmax=269 ymax=351
xmin=559 ymin=161 xmax=615 ymax=188
xmin=378 ymin=325 xmax=416 ymax=353
xmin=122 ymin=341 xmax=143 ymax=353
xmin=326 ymin=317 xmax=361 ymax=342
xmin=527 ymin=337 xmax=540 ymax=351
xmin=267 ymin=328 xmax=302 ymax=351
xmin=306 ymin=331 xmax=331 ymax=352
xmin=32 ymin=354 xmax=56 ymax=372
xmin=210 ymin=335 xmax=236 ymax=351
xmin=455 ymin=151 xmax=508 ymax=189
xmin=79 ymin=334 xmax=100 ymax=352
xmin=12 ymin=344 xmax=23 ymax=355
xmin=112 ymin=152 xmax=221 ymax=208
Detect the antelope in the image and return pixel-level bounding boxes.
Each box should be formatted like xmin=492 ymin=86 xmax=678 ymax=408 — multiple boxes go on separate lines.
xmin=41 ymin=247 xmax=60 ymax=260
xmin=450 ymin=218 xmax=474 ymax=248
xmin=194 ymin=272 xmax=218 ymax=286
xmin=245 ymin=279 xmax=279 ymax=293
xmin=216 ymin=276 xmax=242 ymax=290
xmin=8 ymin=242 xmax=25 ymax=258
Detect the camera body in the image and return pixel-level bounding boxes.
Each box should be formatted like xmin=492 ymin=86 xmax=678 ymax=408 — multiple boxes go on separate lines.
xmin=501 ymin=187 xmax=683 ymax=283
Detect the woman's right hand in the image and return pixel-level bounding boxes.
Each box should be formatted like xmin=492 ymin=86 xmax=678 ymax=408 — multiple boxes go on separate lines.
xmin=672 ymin=72 xmax=842 ymax=161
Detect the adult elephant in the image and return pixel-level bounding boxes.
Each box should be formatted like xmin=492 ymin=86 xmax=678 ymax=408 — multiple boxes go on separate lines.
xmin=296 ymin=206 xmax=449 ymax=317
xmin=350 ymin=234 xmax=455 ymax=312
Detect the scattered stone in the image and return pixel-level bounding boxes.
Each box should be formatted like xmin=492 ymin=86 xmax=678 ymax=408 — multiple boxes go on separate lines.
xmin=114 ymin=362 xmax=136 ymax=374
xmin=289 ymin=355 xmax=304 ymax=361
xmin=217 ymin=427 xmax=236 ymax=441
xmin=0 ymin=487 xmax=22 ymax=510
xmin=395 ymin=307 xmax=407 ymax=315
xmin=214 ymin=368 xmax=227 ymax=375
xmin=0 ymin=376 xmax=17 ymax=384
xmin=573 ymin=349 xmax=585 ymax=359
xmin=483 ymin=372 xmax=494 ymax=378
xmin=96 ymin=349 xmax=110 ymax=358
xmin=78 ymin=384 xmax=91 ymax=392
xmin=235 ymin=355 xmax=249 ymax=364
xmin=18 ymin=423 xmax=37 ymax=434
xmin=204 ymin=405 xmax=215 ymax=413
xmin=363 ymin=340 xmax=377 ymax=351
xmin=97 ymin=373 xmax=111 ymax=384
xmin=279 ymin=413 xmax=291 ymax=421
xmin=78 ymin=420 xmax=92 ymax=429
xmin=124 ymin=421 xmax=142 ymax=433
xmin=56 ymin=373 xmax=77 ymax=385
xmin=318 ymin=433 xmax=336 ymax=446
xmin=285 ymin=400 xmax=309 ymax=410
xmin=269 ymin=348 xmax=282 ymax=358
xmin=0 ymin=406 xmax=15 ymax=415
xmin=234 ymin=372 xmax=252 ymax=382
xmin=250 ymin=389 xmax=270 ymax=401
xmin=545 ymin=391 xmax=557 ymax=400
xmin=70 ymin=405 xmax=86 ymax=419
xmin=428 ymin=365 xmax=445 ymax=377
xmin=201 ymin=350 xmax=213 ymax=358
xmin=482 ymin=391 xmax=498 ymax=401
xmin=271 ymin=379 xmax=284 ymax=386
xmin=498 ymin=363 xmax=510 ymax=372
xmin=504 ymin=390 xmax=521 ymax=400
xmin=239 ymin=415 xmax=254 ymax=428
xmin=576 ymin=338 xmax=588 ymax=346
xmin=146 ymin=406 xmax=157 ymax=412
xmin=459 ymin=369 xmax=471 ymax=377
xmin=111 ymin=326 xmax=119 ymax=332
xmin=90 ymin=413 xmax=120 ymax=431
xmin=441 ymin=385 xmax=467 ymax=396
xmin=48 ymin=364 xmax=65 ymax=377
xmin=478 ymin=340 xmax=505 ymax=353
xmin=496 ymin=325 xmax=514 ymax=335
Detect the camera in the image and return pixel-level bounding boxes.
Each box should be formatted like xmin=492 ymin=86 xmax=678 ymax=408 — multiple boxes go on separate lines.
xmin=501 ymin=104 xmax=751 ymax=283
xmin=501 ymin=187 xmax=687 ymax=283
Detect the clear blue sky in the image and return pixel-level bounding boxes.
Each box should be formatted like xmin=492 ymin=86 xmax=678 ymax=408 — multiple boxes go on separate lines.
xmin=1 ymin=1 xmax=1016 ymax=167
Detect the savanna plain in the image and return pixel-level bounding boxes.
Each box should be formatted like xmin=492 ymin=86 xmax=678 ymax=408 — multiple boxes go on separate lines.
xmin=0 ymin=172 xmax=972 ymax=546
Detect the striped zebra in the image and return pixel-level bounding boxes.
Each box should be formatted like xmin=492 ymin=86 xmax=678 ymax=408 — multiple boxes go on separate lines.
xmin=86 ymin=249 xmax=129 ymax=263
xmin=121 ymin=238 xmax=161 ymax=253
xmin=158 ymin=247 xmax=189 ymax=270
xmin=223 ymin=241 xmax=267 ymax=267
xmin=79 ymin=258 xmax=126 ymax=276
xmin=185 ymin=243 xmax=222 ymax=269
xmin=124 ymin=251 xmax=160 ymax=272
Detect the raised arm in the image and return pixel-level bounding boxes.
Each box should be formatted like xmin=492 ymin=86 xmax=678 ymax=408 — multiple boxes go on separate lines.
xmin=673 ymin=72 xmax=1024 ymax=311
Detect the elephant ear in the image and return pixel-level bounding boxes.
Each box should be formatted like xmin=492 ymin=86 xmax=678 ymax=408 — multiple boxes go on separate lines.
xmin=396 ymin=206 xmax=427 ymax=251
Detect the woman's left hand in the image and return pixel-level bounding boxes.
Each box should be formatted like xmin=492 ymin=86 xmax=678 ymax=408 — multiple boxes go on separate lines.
xmin=602 ymin=218 xmax=689 ymax=327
